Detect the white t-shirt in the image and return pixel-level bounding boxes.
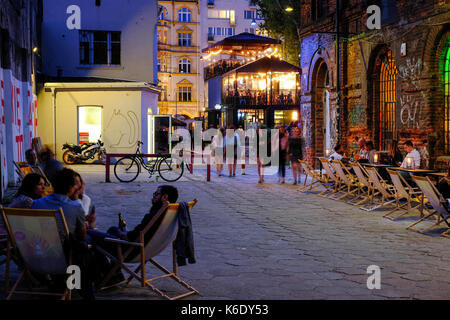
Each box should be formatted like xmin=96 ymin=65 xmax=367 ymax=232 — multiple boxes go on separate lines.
xmin=77 ymin=193 xmax=92 ymax=216
xmin=401 ymin=149 xmax=421 ymax=168
xmin=329 ymin=152 xmax=343 ymax=162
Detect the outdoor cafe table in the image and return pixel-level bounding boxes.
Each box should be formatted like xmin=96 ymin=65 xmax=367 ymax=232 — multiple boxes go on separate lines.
xmin=390 ymin=167 xmax=440 ymax=175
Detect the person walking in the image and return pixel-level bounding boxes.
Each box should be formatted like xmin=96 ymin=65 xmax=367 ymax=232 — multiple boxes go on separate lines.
xmin=257 ymin=126 xmax=266 ymax=184
xmin=289 ymin=126 xmax=303 ymax=185
xmin=224 ymin=125 xmax=240 ymax=177
xmin=278 ymin=126 xmax=289 ymax=184
xmin=211 ymin=127 xmax=225 ymax=177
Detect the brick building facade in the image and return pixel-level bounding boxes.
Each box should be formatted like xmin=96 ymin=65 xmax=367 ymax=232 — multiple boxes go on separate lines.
xmin=298 ymin=0 xmax=450 ymax=167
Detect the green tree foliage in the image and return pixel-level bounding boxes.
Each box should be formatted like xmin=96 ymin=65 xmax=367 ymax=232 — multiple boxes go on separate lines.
xmin=252 ymin=0 xmax=301 ymax=67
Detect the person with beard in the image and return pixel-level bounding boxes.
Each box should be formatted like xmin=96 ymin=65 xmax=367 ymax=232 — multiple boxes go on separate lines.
xmin=86 ymin=185 xmax=179 ymax=285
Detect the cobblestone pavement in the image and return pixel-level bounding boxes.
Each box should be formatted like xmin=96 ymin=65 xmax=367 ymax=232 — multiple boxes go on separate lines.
xmin=2 ymin=164 xmax=450 ymax=300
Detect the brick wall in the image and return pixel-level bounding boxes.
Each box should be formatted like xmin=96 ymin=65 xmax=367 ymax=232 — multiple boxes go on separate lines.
xmin=298 ymin=0 xmax=450 ymax=167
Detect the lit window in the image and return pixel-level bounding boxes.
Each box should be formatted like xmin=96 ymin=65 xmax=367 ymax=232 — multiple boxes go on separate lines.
xmin=178 ymin=8 xmax=191 ymax=22
xmin=178 ymin=86 xmax=192 ymax=102
xmin=376 ymin=48 xmax=397 ymax=150
xmin=179 ymin=58 xmax=191 ymax=73
xmin=178 ymin=33 xmax=191 ymax=46
xmin=444 ymin=38 xmax=450 ymax=153
xmin=78 ymin=106 xmax=102 ymax=144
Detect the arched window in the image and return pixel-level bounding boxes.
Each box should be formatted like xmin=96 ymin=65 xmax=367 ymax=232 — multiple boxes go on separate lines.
xmin=178 ymin=58 xmax=191 ymax=73
xmin=178 ymin=8 xmax=191 ymax=22
xmin=159 ymin=7 xmax=167 ymax=20
xmin=444 ymin=39 xmax=450 ymax=153
xmin=372 ymin=47 xmax=397 ymax=151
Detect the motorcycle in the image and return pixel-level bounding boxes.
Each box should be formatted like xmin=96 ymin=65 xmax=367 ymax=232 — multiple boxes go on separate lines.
xmin=62 ymin=138 xmax=106 ymax=165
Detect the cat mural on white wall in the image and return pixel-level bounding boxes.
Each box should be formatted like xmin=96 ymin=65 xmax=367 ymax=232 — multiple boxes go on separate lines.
xmin=105 ymin=109 xmax=139 ymax=149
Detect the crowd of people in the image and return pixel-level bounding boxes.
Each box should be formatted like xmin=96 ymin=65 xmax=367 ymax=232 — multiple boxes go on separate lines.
xmin=5 ymin=146 xmax=190 ymax=299
xmin=210 ymin=122 xmax=305 ymax=184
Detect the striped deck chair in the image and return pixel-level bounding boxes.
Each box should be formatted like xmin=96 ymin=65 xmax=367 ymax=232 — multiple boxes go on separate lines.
xmin=349 ymin=162 xmax=378 ymax=206
xmin=95 ymin=200 xmax=199 ymax=300
xmin=319 ymin=158 xmax=346 ymax=199
xmin=384 ymin=169 xmax=424 ymax=221
xmin=331 ymin=160 xmax=363 ymax=202
xmin=298 ymin=160 xmax=329 ymax=195
xmin=0 ymin=215 xmax=11 ymax=294
xmin=406 ymin=176 xmax=450 ymax=236
xmin=1 ymin=207 xmax=72 ymax=300
xmin=362 ymin=167 xmax=396 ymax=212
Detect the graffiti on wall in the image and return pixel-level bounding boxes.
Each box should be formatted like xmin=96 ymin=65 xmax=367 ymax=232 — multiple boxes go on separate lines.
xmin=11 ymin=76 xmax=24 ymax=163
xmin=348 ymin=103 xmax=366 ymax=127
xmin=106 ymin=109 xmax=139 ymax=149
xmin=397 ymin=57 xmax=428 ymax=129
xmin=399 ymin=95 xmax=426 ymax=129
xmin=0 ymin=69 xmax=7 ymax=193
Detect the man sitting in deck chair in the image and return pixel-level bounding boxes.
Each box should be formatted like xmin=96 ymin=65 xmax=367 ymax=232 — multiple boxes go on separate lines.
xmin=87 ymin=185 xmax=193 ymax=282
xmin=31 ymin=168 xmax=96 ymax=299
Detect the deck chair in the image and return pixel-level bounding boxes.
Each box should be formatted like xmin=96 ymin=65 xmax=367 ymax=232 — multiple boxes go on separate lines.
xmin=384 ymin=169 xmax=424 ymax=221
xmin=298 ymin=160 xmax=329 ymax=194
xmin=362 ymin=167 xmax=396 ymax=212
xmin=1 ymin=207 xmax=72 ymax=300
xmin=0 ymin=217 xmax=11 ymax=294
xmin=319 ymin=158 xmax=346 ymax=199
xmin=406 ymin=176 xmax=450 ymax=236
xmin=331 ymin=160 xmax=364 ymax=202
xmin=95 ymin=199 xmax=199 ymax=300
xmin=349 ymin=162 xmax=378 ymax=206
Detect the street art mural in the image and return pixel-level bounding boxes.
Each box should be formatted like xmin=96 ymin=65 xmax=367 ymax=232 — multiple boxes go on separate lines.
xmin=105 ymin=109 xmax=139 ymax=149
xmin=348 ymin=103 xmax=366 ymax=127
xmin=0 ymin=69 xmax=7 ymax=194
xmin=397 ymin=57 xmax=428 ymax=129
xmin=11 ymin=75 xmax=25 ymax=163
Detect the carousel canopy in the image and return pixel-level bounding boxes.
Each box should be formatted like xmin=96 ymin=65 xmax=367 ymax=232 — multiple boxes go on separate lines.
xmin=223 ymin=56 xmax=300 ymax=75
xmin=202 ymin=32 xmax=281 ymax=55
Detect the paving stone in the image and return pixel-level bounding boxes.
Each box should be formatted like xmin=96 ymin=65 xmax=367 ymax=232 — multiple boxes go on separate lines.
xmin=2 ymin=165 xmax=450 ymax=300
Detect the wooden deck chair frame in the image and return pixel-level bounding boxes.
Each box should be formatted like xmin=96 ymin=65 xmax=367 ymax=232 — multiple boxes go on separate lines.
xmin=319 ymin=159 xmax=347 ymax=199
xmin=331 ymin=160 xmax=364 ymax=203
xmin=95 ymin=199 xmax=199 ymax=300
xmin=349 ymin=163 xmax=379 ymax=206
xmin=362 ymin=167 xmax=396 ymax=212
xmin=13 ymin=161 xmax=51 ymax=187
xmin=384 ymin=169 xmax=423 ymax=221
xmin=0 ymin=235 xmax=11 ymax=294
xmin=1 ymin=207 xmax=72 ymax=300
xmin=406 ymin=176 xmax=450 ymax=236
xmin=298 ymin=160 xmax=329 ymax=195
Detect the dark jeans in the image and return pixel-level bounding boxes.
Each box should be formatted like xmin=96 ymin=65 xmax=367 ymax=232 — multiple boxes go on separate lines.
xmin=87 ymin=227 xmax=125 ymax=281
xmin=278 ymin=150 xmax=287 ymax=178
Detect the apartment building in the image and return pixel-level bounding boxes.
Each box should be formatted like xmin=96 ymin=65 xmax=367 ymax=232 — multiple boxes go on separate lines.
xmin=38 ymin=0 xmax=160 ymax=159
xmin=157 ymin=0 xmax=202 ymax=119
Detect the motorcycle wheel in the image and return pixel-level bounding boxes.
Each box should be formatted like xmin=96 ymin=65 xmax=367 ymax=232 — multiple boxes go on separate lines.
xmin=63 ymin=150 xmax=77 ymax=165
xmin=98 ymin=152 xmax=106 ymax=165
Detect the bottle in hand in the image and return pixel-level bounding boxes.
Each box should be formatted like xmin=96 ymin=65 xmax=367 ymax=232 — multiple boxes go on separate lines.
xmin=118 ymin=213 xmax=127 ymax=232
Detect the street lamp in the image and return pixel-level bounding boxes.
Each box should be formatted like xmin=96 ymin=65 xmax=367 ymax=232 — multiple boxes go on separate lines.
xmin=251 ymin=19 xmax=257 ymax=26
xmin=285 ymin=6 xmax=293 ymax=12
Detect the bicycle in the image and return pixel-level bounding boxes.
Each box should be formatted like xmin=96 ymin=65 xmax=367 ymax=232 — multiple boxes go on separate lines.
xmin=114 ymin=141 xmax=184 ymax=183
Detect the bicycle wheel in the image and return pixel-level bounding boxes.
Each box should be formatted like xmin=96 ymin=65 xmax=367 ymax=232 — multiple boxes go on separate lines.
xmin=158 ymin=156 xmax=184 ymax=182
xmin=114 ymin=157 xmax=140 ymax=183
